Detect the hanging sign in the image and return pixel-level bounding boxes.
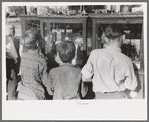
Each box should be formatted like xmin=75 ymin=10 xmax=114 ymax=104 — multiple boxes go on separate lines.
xmin=52 ymin=29 xmax=72 ymax=33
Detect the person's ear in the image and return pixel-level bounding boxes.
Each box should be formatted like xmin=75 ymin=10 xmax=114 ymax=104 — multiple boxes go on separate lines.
xmin=36 ymin=40 xmax=40 ymax=49
xmin=122 ymin=34 xmax=126 ymax=41
xmin=120 ymin=34 xmax=125 ymax=43
xmin=56 ymin=52 xmax=60 ymax=58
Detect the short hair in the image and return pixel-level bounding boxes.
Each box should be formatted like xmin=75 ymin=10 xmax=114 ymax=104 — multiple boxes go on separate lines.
xmin=20 ymin=28 xmax=42 ymax=50
xmin=105 ymin=24 xmax=125 ymax=39
xmin=57 ymin=41 xmax=76 ymax=63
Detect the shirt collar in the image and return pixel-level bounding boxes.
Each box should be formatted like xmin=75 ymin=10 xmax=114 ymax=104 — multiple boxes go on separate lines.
xmin=27 ymin=49 xmax=39 ymax=54
xmin=105 ymin=46 xmax=122 ymax=53
xmin=60 ymin=63 xmax=75 ymax=67
xmin=25 ymin=49 xmax=44 ymax=56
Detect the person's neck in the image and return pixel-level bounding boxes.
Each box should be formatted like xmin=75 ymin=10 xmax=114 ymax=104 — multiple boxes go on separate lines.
xmin=108 ymin=39 xmax=121 ymax=48
xmin=62 ymin=62 xmax=71 ymax=65
xmin=109 ymin=43 xmax=121 ymax=48
xmin=59 ymin=62 xmax=71 ymax=67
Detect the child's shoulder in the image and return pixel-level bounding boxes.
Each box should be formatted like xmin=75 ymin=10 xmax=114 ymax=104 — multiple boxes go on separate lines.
xmin=49 ymin=67 xmax=62 ymax=75
xmin=69 ymin=65 xmax=82 ymax=73
xmin=73 ymin=65 xmax=81 ymax=70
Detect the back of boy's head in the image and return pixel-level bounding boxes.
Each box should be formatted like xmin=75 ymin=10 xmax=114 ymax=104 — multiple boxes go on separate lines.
xmin=105 ymin=24 xmax=125 ymax=40
xmin=57 ymin=41 xmax=76 ymax=63
xmin=20 ymin=28 xmax=42 ymax=50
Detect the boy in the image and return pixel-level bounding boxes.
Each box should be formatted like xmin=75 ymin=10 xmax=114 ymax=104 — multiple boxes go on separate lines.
xmin=48 ymin=41 xmax=81 ymax=100
xmin=17 ymin=28 xmax=52 ymax=100
xmin=81 ymin=24 xmax=138 ymax=99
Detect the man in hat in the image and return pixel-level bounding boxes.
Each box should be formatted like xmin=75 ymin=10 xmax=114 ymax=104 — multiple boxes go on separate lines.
xmin=6 ymin=24 xmax=19 ymax=100
xmin=81 ymin=24 xmax=138 ymax=99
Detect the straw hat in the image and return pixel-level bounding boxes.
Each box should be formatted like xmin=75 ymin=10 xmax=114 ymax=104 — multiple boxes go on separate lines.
xmin=7 ymin=24 xmax=15 ymax=29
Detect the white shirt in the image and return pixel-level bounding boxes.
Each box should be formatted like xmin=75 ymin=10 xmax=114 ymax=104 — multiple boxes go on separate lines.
xmin=6 ymin=35 xmax=18 ymax=59
xmin=81 ymin=46 xmax=138 ymax=93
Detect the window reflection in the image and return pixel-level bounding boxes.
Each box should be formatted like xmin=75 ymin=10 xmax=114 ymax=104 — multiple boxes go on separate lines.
xmin=25 ymin=20 xmax=40 ymax=31
xmin=43 ymin=23 xmax=83 ymax=66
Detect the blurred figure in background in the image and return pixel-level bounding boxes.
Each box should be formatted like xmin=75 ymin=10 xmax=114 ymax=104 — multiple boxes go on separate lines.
xmin=6 ymin=25 xmax=19 ymax=100
xmin=28 ymin=6 xmax=37 ymax=15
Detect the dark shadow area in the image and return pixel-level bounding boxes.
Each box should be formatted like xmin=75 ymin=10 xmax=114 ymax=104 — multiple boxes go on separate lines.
xmin=43 ymin=85 xmax=53 ymax=100
xmin=45 ymin=42 xmax=59 ymax=72
xmin=82 ymin=82 xmax=95 ymax=99
xmin=46 ymin=51 xmax=59 ymax=72
xmin=79 ymin=51 xmax=95 ymax=99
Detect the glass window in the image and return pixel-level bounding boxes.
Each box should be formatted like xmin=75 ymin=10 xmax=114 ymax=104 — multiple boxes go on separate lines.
xmin=43 ymin=22 xmax=83 ymax=66
xmin=25 ymin=20 xmax=40 ymax=31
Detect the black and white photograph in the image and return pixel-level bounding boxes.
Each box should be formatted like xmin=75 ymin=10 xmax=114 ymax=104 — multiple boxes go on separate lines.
xmin=2 ymin=2 xmax=147 ymax=120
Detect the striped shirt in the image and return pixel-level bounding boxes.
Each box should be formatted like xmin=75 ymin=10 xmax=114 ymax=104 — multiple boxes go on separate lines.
xmin=81 ymin=46 xmax=137 ymax=93
xmin=17 ymin=49 xmax=52 ymax=100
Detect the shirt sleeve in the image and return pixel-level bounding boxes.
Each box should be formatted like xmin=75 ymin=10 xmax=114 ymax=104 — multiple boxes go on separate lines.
xmin=115 ymin=59 xmax=138 ymax=91
xmin=6 ymin=36 xmax=18 ymax=58
xmin=123 ymin=61 xmax=138 ymax=91
xmin=81 ymin=51 xmax=95 ymax=82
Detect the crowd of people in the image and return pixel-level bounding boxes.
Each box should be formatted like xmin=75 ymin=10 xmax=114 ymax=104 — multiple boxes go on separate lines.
xmin=6 ymin=24 xmax=138 ymax=100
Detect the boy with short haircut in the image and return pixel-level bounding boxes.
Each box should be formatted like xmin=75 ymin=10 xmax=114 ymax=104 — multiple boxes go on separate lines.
xmin=48 ymin=41 xmax=81 ymax=100
xmin=17 ymin=28 xmax=52 ymax=100
xmin=81 ymin=24 xmax=138 ymax=99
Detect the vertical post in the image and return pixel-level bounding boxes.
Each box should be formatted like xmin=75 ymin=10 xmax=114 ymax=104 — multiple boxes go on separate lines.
xmin=53 ymin=23 xmax=56 ymax=43
xmin=80 ymin=5 xmax=82 ymax=13
xmin=83 ymin=20 xmax=86 ymax=52
xmin=92 ymin=20 xmax=96 ymax=50
xmin=140 ymin=22 xmax=144 ymax=73
xmin=40 ymin=20 xmax=43 ymax=37
xmin=83 ymin=19 xmax=87 ymax=65
xmin=21 ymin=17 xmax=26 ymax=34
xmin=47 ymin=22 xmax=51 ymax=53
xmin=22 ymin=6 xmax=27 ymax=15
xmin=139 ymin=21 xmax=144 ymax=99
xmin=40 ymin=20 xmax=45 ymax=55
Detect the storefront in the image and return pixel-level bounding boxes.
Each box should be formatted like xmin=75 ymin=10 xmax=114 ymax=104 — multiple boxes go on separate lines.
xmin=20 ymin=15 xmax=88 ymax=68
xmin=20 ymin=13 xmax=144 ymax=98
xmin=20 ymin=15 xmax=40 ymax=33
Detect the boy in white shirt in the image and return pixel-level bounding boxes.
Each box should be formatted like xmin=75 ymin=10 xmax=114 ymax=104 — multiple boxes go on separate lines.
xmin=81 ymin=24 xmax=138 ymax=99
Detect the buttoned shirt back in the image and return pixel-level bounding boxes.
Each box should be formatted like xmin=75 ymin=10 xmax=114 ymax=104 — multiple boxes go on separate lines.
xmin=17 ymin=49 xmax=51 ymax=100
xmin=81 ymin=46 xmax=137 ymax=93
